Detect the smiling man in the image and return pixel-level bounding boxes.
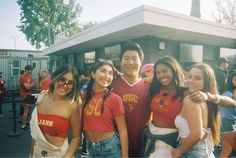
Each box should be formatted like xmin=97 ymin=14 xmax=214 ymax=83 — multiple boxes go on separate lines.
xmin=112 ymin=41 xmax=151 ymax=157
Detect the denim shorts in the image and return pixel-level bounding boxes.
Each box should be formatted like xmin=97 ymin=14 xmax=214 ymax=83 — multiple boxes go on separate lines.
xmin=87 ymin=133 xmax=121 ymax=158
xmin=221 ymin=118 xmax=236 ymax=132
xmin=178 ymin=140 xmax=213 ymax=158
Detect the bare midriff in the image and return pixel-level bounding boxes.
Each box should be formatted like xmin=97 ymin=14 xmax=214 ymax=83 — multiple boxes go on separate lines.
xmin=152 ymin=119 xmax=176 ymax=129
xmin=44 ymin=134 xmax=65 ymax=147
xmin=86 ymin=131 xmax=114 ymax=143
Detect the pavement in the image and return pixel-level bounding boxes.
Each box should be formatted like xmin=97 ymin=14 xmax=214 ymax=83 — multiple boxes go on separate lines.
xmin=0 ymin=100 xmax=236 ymax=158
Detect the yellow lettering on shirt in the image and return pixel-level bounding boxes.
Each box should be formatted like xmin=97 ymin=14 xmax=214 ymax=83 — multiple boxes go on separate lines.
xmin=123 ymin=93 xmax=138 ymax=103
xmin=85 ymin=98 xmax=102 ymax=116
xmin=38 ymin=119 xmax=53 ymax=127
xmin=122 ymin=93 xmax=139 ymax=112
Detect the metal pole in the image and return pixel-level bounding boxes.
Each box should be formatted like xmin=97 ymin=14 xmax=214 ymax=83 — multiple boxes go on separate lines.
xmin=10 ymin=36 xmax=17 ymax=49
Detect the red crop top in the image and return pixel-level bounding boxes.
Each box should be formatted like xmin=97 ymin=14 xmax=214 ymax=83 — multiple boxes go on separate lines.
xmin=83 ymin=92 xmax=124 ymax=132
xmin=38 ymin=113 xmax=70 ymax=138
xmin=151 ymin=89 xmax=183 ymax=126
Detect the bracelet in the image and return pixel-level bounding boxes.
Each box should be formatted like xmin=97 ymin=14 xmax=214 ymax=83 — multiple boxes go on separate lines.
xmin=215 ymin=95 xmax=220 ymax=104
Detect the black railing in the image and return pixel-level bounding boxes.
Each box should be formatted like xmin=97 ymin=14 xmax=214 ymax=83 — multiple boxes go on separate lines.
xmin=0 ymin=90 xmax=22 ymax=137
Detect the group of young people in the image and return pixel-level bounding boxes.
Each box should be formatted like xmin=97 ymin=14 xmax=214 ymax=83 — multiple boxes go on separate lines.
xmin=25 ymin=40 xmax=236 ymax=158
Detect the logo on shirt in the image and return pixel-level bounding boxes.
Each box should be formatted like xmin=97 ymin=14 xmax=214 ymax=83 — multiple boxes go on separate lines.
xmin=38 ymin=119 xmax=53 ymax=127
xmin=122 ymin=93 xmax=138 ymax=112
xmin=85 ymin=98 xmax=102 ymax=116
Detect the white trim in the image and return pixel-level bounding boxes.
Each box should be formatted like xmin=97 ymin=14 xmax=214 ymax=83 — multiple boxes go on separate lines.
xmin=121 ymin=75 xmax=142 ymax=87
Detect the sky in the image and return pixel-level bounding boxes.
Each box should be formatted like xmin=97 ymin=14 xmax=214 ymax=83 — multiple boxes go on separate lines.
xmin=0 ymin=0 xmax=216 ymax=50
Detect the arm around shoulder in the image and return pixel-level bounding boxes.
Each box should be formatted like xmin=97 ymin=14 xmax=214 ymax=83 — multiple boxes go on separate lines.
xmin=206 ymin=92 xmax=236 ymax=108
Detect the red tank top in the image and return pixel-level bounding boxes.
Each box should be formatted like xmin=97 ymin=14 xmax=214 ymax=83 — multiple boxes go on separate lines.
xmin=38 ymin=113 xmax=70 ymax=138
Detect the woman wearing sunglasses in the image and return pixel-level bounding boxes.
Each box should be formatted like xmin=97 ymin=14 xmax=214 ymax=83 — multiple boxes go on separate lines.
xmin=29 ymin=65 xmax=82 ymax=158
xmin=83 ymin=59 xmax=128 ymax=158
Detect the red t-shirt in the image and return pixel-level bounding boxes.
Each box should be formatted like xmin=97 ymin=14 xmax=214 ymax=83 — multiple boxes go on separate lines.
xmin=38 ymin=79 xmax=51 ymax=91
xmin=151 ymin=88 xmax=183 ymax=126
xmin=83 ymin=92 xmax=124 ymax=132
xmin=112 ymin=76 xmax=151 ymax=153
xmin=19 ymin=74 xmax=33 ymax=96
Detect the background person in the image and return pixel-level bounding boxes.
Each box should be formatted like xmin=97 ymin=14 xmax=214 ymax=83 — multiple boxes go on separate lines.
xmin=19 ymin=65 xmax=33 ymax=130
xmin=29 ymin=64 xmax=82 ymax=158
xmin=83 ymin=59 xmax=128 ymax=157
xmin=78 ymin=67 xmax=90 ymax=157
xmin=219 ymin=70 xmax=236 ymax=157
xmin=37 ymin=69 xmax=51 ymax=91
xmin=215 ymin=57 xmax=229 ymax=94
xmin=140 ymin=63 xmax=154 ymax=78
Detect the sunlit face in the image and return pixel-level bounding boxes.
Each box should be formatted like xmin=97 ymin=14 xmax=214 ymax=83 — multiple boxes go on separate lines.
xmin=232 ymin=75 xmax=236 ymax=88
xmin=55 ymin=72 xmax=74 ymax=96
xmin=121 ymin=50 xmax=142 ymax=78
xmin=155 ymin=64 xmax=174 ymax=87
xmin=92 ymin=64 xmax=113 ymax=92
xmin=187 ymin=68 xmax=204 ymax=92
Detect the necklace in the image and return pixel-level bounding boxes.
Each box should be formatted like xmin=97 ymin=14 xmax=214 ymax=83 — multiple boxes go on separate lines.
xmin=159 ymin=92 xmax=168 ymax=107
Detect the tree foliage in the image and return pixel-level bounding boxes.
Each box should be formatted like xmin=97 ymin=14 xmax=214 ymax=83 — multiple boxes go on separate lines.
xmin=81 ymin=21 xmax=99 ymax=30
xmin=17 ymin=0 xmax=82 ymax=49
xmin=213 ymin=0 xmax=236 ymax=25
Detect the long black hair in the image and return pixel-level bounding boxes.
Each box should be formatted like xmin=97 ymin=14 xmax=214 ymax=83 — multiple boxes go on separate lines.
xmin=150 ymin=56 xmax=186 ymax=100
xmin=83 ymin=59 xmax=114 ymax=114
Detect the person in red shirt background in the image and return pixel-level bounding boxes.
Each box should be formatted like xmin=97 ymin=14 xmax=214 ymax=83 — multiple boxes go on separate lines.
xmin=140 ymin=63 xmax=154 ymax=78
xmin=19 ymin=65 xmax=34 ymax=130
xmin=83 ymin=59 xmax=128 ymax=158
xmin=37 ymin=69 xmax=51 ymax=91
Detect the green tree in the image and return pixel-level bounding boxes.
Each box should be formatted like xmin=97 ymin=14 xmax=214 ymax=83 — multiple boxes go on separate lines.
xmin=190 ymin=0 xmax=201 ymax=18
xmin=213 ymin=0 xmax=236 ymax=25
xmin=81 ymin=21 xmax=99 ymax=30
xmin=17 ymin=0 xmax=82 ymax=49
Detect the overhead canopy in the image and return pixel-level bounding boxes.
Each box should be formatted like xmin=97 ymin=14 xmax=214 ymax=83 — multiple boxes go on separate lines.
xmin=43 ymin=5 xmax=236 ymax=56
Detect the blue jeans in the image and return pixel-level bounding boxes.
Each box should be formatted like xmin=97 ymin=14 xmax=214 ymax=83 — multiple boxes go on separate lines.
xmin=179 ymin=140 xmax=214 ymax=158
xmin=221 ymin=118 xmax=236 ymax=132
xmin=87 ymin=133 xmax=121 ymax=158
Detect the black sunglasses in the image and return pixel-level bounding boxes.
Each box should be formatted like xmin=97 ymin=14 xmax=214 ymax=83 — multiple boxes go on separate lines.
xmin=57 ymin=77 xmax=75 ymax=89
